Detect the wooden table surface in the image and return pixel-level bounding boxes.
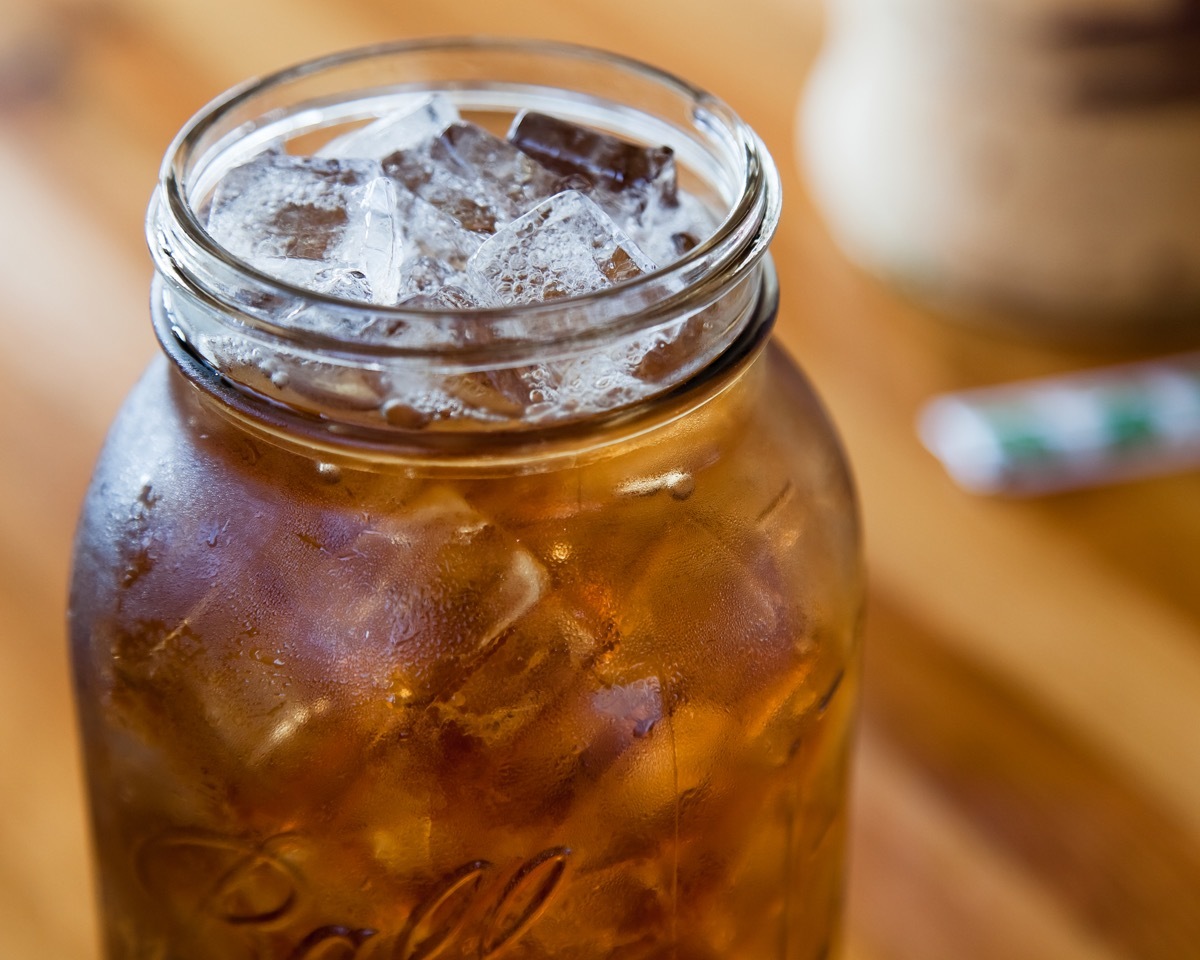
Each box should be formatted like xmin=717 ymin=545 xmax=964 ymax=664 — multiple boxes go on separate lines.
xmin=2 ymin=1 xmax=1198 ymax=957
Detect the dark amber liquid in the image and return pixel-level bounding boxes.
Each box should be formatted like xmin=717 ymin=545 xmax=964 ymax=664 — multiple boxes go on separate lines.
xmin=70 ymin=343 xmax=860 ymax=960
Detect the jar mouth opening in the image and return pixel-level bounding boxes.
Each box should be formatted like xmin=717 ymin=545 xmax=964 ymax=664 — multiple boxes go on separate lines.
xmin=151 ymin=36 xmax=781 ymax=359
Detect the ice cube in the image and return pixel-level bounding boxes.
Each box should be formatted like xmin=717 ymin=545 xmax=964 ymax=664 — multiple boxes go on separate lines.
xmin=388 ymin=187 xmax=486 ymax=305
xmin=108 ymin=611 xmax=388 ymax=821
xmin=632 ymin=310 xmax=712 ymax=383
xmin=508 ymin=111 xmax=677 ymax=204
xmin=434 ymin=591 xmax=609 ymax=746
xmin=564 ymin=697 xmax=742 ymax=878
xmin=442 ymin=366 xmax=536 ymax=419
xmin=418 ymin=578 xmax=672 ymax=844
xmin=507 ymin=110 xmax=715 ymax=268
xmin=383 ymin=121 xmax=562 ymax=233
xmin=469 ymin=190 xmax=658 ymax=305
xmin=317 ymin=94 xmax=460 ymax=160
xmin=106 ymin=485 xmax=548 ymax=821
xmin=307 ymin=486 xmax=549 ymax=706
xmin=506 ymin=110 xmax=719 ymax=267
xmin=207 ymin=153 xmax=401 ymax=304
xmin=625 ymin=189 xmax=717 ymax=268
xmin=383 ymin=282 xmax=538 ymax=419
xmin=612 ymin=517 xmax=808 ymax=716
xmin=395 ymin=186 xmax=484 ymax=273
xmin=448 ymin=670 xmax=666 ymax=832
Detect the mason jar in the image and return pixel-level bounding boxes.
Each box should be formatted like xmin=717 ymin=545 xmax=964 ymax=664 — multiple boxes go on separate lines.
xmin=69 ymin=39 xmax=863 ymax=960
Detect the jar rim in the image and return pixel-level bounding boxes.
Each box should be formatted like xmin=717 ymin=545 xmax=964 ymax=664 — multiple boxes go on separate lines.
xmin=149 ymin=36 xmax=781 ymax=361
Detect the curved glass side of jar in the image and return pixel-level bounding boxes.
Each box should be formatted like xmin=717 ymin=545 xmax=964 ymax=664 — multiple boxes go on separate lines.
xmin=69 ymin=39 xmax=863 ymax=960
xmin=71 ymin=320 xmax=861 ymax=960
xmin=801 ymin=0 xmax=1200 ymax=339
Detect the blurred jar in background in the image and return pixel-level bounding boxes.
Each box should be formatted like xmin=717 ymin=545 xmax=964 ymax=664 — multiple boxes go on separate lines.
xmin=800 ymin=0 xmax=1200 ymax=338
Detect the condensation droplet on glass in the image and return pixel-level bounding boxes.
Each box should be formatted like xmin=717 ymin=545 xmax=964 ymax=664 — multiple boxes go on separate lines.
xmin=616 ymin=470 xmax=694 ymax=500
xmin=316 ymin=462 xmax=342 ymax=483
xmin=667 ymin=472 xmax=695 ymax=500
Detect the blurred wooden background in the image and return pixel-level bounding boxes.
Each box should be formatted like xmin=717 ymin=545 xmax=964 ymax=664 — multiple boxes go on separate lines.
xmin=1 ymin=0 xmax=1198 ymax=957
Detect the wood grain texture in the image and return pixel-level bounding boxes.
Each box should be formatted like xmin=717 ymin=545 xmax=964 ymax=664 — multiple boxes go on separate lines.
xmin=0 ymin=1 xmax=1197 ymax=958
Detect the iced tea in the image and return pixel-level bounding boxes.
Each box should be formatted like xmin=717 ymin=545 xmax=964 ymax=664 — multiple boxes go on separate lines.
xmin=69 ymin=40 xmax=862 ymax=960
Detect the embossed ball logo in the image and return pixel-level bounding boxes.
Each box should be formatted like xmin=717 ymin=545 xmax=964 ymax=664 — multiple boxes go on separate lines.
xmin=136 ymin=832 xmax=572 ymax=959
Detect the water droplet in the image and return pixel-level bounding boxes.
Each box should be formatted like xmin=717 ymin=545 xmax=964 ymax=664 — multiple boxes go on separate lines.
xmin=204 ymin=519 xmax=229 ymax=547
xmin=667 ymin=472 xmax=695 ymax=500
xmin=616 ymin=470 xmax=694 ymax=500
xmin=239 ymin=439 xmax=262 ymax=465
xmin=316 ymin=462 xmax=342 ymax=483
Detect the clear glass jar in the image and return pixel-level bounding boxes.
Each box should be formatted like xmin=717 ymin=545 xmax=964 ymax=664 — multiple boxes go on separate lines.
xmin=69 ymin=39 xmax=863 ymax=960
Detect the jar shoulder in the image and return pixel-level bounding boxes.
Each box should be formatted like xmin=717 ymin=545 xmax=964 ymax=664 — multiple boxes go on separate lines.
xmin=70 ymin=346 xmax=861 ymax=643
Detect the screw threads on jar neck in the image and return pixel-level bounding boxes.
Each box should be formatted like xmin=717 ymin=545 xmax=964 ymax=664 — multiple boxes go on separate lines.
xmin=148 ymin=39 xmax=781 ymax=444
